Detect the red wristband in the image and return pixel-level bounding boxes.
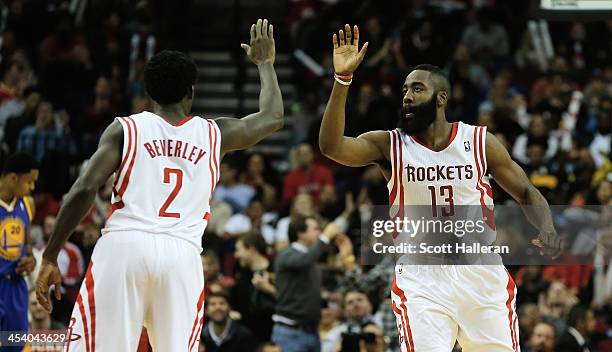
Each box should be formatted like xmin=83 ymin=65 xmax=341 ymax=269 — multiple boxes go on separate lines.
xmin=334 ymin=73 xmax=353 ymax=82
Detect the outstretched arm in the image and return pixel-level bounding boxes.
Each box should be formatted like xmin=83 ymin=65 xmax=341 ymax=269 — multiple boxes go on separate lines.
xmin=486 ymin=131 xmax=564 ymax=258
xmin=216 ymin=19 xmax=284 ymax=155
xmin=319 ymin=24 xmax=389 ymax=167
xmin=37 ymin=120 xmax=122 ymax=312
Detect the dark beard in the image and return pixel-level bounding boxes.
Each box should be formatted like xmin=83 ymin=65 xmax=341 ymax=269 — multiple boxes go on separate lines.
xmin=398 ymin=93 xmax=438 ymax=135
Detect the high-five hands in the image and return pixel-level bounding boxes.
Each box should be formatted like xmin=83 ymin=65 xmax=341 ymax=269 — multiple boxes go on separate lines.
xmin=332 ymin=24 xmax=369 ymax=75
xmin=241 ymin=18 xmax=275 ymax=66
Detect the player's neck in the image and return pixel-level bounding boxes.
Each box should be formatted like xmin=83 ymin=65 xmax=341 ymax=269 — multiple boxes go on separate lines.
xmin=413 ymin=119 xmax=454 ymax=152
xmin=154 ymin=105 xmax=190 ymax=124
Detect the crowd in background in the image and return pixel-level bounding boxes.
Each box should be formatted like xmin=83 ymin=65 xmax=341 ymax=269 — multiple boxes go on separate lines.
xmin=1 ymin=0 xmax=611 ymax=351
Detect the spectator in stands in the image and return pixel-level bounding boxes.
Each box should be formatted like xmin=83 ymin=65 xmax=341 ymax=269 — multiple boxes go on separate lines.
xmin=460 ymin=7 xmax=510 ymax=67
xmin=518 ymin=303 xmax=541 ymax=349
xmin=215 ymin=158 xmax=255 ymax=213
xmin=557 ymin=22 xmax=592 ymax=71
xmin=276 ymin=193 xmax=318 ymax=249
xmin=526 ymin=321 xmax=556 ymax=352
xmin=320 ymin=293 xmax=342 ymax=352
xmin=539 ymin=281 xmax=577 ymax=335
xmin=223 ymin=197 xmax=277 ymax=245
xmin=513 ymin=114 xmax=559 ymax=166
xmin=80 ymin=76 xmax=117 ymax=158
xmin=241 ymin=152 xmax=280 ymax=214
xmin=393 ymin=18 xmax=443 ymax=69
xmin=16 ymin=100 xmax=76 ymax=162
xmin=232 ymin=233 xmax=276 ymax=342
xmin=0 ymin=60 xmax=27 ymax=104
xmin=28 ymin=289 xmax=64 ymax=330
xmin=202 ymin=291 xmax=257 ymax=352
xmin=202 ymin=250 xmax=235 ymax=295
xmin=558 ymin=305 xmax=597 ymax=352
xmin=0 ymin=85 xmax=40 ymax=146
xmin=272 ymin=216 xmax=339 ymax=352
xmin=446 ymin=43 xmax=491 ymax=90
xmin=357 ymin=321 xmax=385 ymax=352
xmin=326 ymin=287 xmax=382 ymax=352
xmin=282 ymin=143 xmax=334 ymax=208
xmin=360 ymin=17 xmax=392 ymax=72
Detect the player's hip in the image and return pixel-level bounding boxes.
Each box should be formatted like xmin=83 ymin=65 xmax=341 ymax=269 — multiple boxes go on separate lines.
xmin=92 ymin=230 xmax=202 ymax=275
xmin=392 ymin=264 xmax=514 ymax=303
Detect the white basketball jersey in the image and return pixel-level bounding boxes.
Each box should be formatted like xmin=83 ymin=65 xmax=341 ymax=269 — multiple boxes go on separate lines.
xmin=387 ymin=121 xmax=496 ymax=234
xmin=103 ymin=111 xmax=221 ymax=251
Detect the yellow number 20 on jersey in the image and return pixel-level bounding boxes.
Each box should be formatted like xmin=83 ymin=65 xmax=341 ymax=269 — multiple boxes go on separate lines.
xmin=0 ymin=217 xmax=25 ymax=261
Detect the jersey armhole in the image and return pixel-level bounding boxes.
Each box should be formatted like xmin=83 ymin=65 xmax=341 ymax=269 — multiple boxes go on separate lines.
xmin=481 ymin=126 xmax=488 ymax=176
xmin=23 ymin=196 xmax=33 ymax=222
xmin=386 ymin=129 xmax=397 ymax=189
xmin=207 ymin=119 xmax=222 ymax=183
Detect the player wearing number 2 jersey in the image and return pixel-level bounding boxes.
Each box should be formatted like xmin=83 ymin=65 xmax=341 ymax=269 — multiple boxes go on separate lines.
xmin=319 ymin=24 xmax=564 ymax=352
xmin=35 ymin=19 xmax=283 ymax=352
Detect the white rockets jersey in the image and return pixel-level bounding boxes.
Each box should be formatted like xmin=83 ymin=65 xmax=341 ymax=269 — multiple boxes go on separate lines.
xmin=103 ymin=111 xmax=221 ymax=251
xmin=387 ymin=122 xmax=497 ymax=251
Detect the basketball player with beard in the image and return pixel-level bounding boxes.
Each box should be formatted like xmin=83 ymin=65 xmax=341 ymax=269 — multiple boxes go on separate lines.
xmin=319 ymin=24 xmax=563 ymax=351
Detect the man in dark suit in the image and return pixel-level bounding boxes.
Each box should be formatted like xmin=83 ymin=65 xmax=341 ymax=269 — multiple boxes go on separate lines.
xmin=557 ymin=305 xmax=596 ymax=352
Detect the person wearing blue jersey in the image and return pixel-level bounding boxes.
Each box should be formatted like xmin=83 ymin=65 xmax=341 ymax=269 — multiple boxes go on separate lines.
xmin=0 ymin=152 xmax=38 ymax=351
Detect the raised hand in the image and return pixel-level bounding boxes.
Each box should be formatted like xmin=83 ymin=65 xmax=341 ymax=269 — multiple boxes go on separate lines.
xmin=241 ymin=19 xmax=275 ymax=65
xmin=332 ymin=24 xmax=369 ymax=75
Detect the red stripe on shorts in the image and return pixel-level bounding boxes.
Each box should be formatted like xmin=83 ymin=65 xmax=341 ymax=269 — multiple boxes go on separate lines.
xmin=85 ymin=261 xmax=96 ymax=351
xmin=188 ymin=288 xmax=206 ymax=350
xmin=76 ymin=293 xmax=90 ymax=352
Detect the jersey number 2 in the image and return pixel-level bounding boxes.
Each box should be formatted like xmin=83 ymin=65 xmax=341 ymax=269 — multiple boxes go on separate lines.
xmin=159 ymin=167 xmax=183 ymax=218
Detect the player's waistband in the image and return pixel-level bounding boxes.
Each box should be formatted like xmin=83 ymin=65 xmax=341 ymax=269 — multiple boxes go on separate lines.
xmin=100 ymin=228 xmax=203 ymax=252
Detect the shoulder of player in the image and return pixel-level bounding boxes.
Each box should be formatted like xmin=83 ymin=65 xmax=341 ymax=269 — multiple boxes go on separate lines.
xmin=484 ymin=130 xmax=510 ymax=168
xmin=24 ymin=196 xmax=35 ymax=218
xmin=100 ymin=119 xmax=124 ymax=144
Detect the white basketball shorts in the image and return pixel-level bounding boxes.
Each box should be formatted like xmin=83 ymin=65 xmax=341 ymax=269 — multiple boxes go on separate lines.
xmin=390 ymin=265 xmax=519 ymax=352
xmin=64 ymin=231 xmax=205 ymax=352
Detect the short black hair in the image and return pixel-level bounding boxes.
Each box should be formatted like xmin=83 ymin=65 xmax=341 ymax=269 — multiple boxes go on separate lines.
xmin=288 ymin=215 xmax=316 ymax=243
xmin=410 ymin=64 xmax=451 ymax=93
xmin=237 ymin=233 xmax=267 ymax=255
xmin=567 ymin=305 xmax=591 ymax=327
xmin=206 ymin=290 xmax=231 ymax=307
xmin=2 ymin=152 xmax=38 ymax=175
xmin=144 ymin=50 xmax=197 ymax=105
